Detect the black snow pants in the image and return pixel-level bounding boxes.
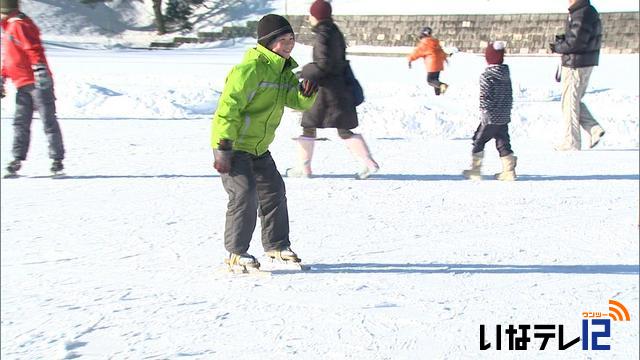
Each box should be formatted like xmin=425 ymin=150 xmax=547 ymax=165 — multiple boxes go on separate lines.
xmin=471 ymin=123 xmax=513 ymax=157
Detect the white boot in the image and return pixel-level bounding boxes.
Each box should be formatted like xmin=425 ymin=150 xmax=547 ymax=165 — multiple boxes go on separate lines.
xmin=462 ymin=151 xmax=483 ymax=180
xmin=344 ymin=134 xmax=379 ymax=179
xmin=285 ymin=136 xmax=314 ymax=178
xmin=495 ymin=154 xmax=517 ymax=181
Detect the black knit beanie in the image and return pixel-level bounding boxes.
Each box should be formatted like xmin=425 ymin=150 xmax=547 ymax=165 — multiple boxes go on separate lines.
xmin=257 ymin=14 xmax=294 ymax=48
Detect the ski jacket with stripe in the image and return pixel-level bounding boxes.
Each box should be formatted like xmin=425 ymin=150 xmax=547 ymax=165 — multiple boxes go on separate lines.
xmin=211 ymin=44 xmax=316 ymax=156
xmin=553 ymin=0 xmax=602 ymax=68
xmin=479 ymin=64 xmax=513 ymax=125
xmin=407 ymin=36 xmax=448 ymax=73
xmin=1 ymin=10 xmax=52 ymax=88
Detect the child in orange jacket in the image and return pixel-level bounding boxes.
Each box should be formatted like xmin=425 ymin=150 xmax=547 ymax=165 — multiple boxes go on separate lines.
xmin=408 ymin=27 xmax=450 ymax=95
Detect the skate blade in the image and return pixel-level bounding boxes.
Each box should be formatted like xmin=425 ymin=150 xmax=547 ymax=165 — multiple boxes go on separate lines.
xmin=261 ymin=259 xmax=310 ymax=272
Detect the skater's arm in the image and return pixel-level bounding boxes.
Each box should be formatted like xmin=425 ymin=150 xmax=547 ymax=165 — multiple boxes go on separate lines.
xmin=211 ymin=63 xmax=260 ymax=147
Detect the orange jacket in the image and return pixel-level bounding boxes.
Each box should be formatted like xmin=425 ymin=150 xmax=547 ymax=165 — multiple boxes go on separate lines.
xmin=408 ymin=37 xmax=448 ymax=73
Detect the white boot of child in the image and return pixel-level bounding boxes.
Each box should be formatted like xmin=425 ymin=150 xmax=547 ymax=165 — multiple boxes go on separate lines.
xmin=462 ymin=151 xmax=483 ymax=180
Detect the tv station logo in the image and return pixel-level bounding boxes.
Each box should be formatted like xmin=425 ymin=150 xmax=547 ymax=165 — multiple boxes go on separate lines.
xmin=480 ymin=299 xmax=631 ymax=351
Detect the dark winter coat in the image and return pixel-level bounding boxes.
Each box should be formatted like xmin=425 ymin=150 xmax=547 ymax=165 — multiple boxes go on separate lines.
xmin=479 ymin=64 xmax=512 ymax=125
xmin=300 ymin=20 xmax=358 ymax=130
xmin=554 ymin=0 xmax=602 ymax=68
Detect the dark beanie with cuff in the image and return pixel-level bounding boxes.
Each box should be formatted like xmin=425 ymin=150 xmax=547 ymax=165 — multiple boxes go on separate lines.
xmin=257 ymin=14 xmax=294 ymax=48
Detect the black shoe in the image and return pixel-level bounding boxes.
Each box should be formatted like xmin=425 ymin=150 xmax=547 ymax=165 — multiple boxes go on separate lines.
xmin=6 ymin=159 xmax=21 ymax=174
xmin=50 ymin=159 xmax=64 ymax=173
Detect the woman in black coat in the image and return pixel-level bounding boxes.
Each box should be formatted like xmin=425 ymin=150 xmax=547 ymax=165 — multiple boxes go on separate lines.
xmin=286 ymin=0 xmax=379 ymax=180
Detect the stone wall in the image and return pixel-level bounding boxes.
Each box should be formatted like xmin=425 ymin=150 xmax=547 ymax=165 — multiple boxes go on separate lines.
xmin=287 ymin=12 xmax=639 ymax=54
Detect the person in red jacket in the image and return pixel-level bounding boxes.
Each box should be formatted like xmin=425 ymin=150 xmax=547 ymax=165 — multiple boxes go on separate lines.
xmin=408 ymin=27 xmax=450 ymax=95
xmin=1 ymin=0 xmax=65 ymax=177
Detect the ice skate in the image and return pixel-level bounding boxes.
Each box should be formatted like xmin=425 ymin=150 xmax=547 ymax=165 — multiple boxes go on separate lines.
xmin=224 ymin=253 xmax=261 ymax=274
xmin=265 ymin=247 xmax=301 ymax=263
xmin=439 ymin=83 xmax=449 ymax=95
xmin=4 ymin=160 xmax=21 ymax=178
xmin=50 ymin=159 xmax=65 ymax=177
xmin=263 ymin=247 xmax=310 ymax=271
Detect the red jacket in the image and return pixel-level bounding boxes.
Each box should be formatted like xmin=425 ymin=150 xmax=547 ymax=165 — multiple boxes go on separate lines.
xmin=408 ymin=37 xmax=448 ymax=73
xmin=1 ymin=10 xmax=51 ymax=88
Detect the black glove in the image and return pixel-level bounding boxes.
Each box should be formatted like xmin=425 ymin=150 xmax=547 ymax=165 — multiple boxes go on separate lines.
xmin=408 ymin=61 xmax=412 ymax=69
xmin=213 ymin=139 xmax=233 ymax=174
xmin=32 ymin=63 xmax=53 ymax=89
xmin=299 ymin=79 xmax=318 ymax=97
xmin=549 ymin=43 xmax=556 ymax=53
xmin=0 ymin=77 xmax=5 ymax=99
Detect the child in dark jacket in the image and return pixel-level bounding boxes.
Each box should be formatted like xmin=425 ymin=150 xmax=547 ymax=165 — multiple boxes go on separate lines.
xmin=463 ymin=41 xmax=517 ymax=181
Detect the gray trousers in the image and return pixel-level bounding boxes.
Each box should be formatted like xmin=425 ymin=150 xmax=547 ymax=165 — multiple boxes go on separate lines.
xmin=560 ymin=66 xmax=600 ymax=149
xmin=12 ymin=84 xmax=65 ymax=161
xmin=220 ymin=151 xmax=290 ymax=255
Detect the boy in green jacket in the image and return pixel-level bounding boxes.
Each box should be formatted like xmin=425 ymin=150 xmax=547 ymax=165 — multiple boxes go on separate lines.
xmin=211 ymin=14 xmax=318 ymax=272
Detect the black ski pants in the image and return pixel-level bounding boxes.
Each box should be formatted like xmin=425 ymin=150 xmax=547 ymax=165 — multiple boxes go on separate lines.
xmin=471 ymin=123 xmax=513 ymax=157
xmin=427 ymin=72 xmax=444 ymax=95
xmin=220 ymin=151 xmax=290 ymax=255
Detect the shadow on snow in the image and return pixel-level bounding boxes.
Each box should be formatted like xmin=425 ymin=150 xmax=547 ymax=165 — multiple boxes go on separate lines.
xmin=300 ymin=263 xmax=640 ymax=275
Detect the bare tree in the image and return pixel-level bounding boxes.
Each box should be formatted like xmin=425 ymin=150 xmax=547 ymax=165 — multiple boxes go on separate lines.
xmin=152 ymin=0 xmax=166 ymax=34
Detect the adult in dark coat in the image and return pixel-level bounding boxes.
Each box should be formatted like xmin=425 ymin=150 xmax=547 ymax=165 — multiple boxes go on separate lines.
xmin=550 ymin=0 xmax=605 ymax=150
xmin=286 ymin=0 xmax=379 ymax=180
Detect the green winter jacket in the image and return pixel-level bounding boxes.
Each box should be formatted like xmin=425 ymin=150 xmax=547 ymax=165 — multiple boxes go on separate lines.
xmin=211 ymin=44 xmax=317 ymax=155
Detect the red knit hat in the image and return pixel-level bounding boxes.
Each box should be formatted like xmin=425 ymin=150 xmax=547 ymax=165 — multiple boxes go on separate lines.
xmin=310 ymin=0 xmax=332 ymax=21
xmin=485 ymin=41 xmax=506 ymax=65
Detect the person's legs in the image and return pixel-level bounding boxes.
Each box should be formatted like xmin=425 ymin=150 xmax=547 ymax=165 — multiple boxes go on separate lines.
xmin=574 ymin=67 xmax=605 ymax=148
xmin=253 ymin=152 xmax=291 ymax=253
xmin=427 ymin=72 xmax=442 ymax=95
xmin=494 ymin=125 xmax=517 ymax=181
xmin=221 ymin=152 xmax=258 ymax=256
xmin=12 ymin=85 xmax=35 ymax=162
xmin=32 ymin=87 xmax=64 ymax=160
xmin=558 ymin=66 xmax=583 ymax=150
xmin=463 ymin=123 xmax=492 ymax=179
xmin=343 ymin=131 xmax=379 ymax=179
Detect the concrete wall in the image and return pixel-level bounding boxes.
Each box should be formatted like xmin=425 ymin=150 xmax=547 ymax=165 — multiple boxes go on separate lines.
xmin=287 ymin=12 xmax=639 ymax=54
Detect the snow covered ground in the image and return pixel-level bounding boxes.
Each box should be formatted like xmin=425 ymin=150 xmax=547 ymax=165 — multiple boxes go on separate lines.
xmin=1 ymin=1 xmax=639 ymax=359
